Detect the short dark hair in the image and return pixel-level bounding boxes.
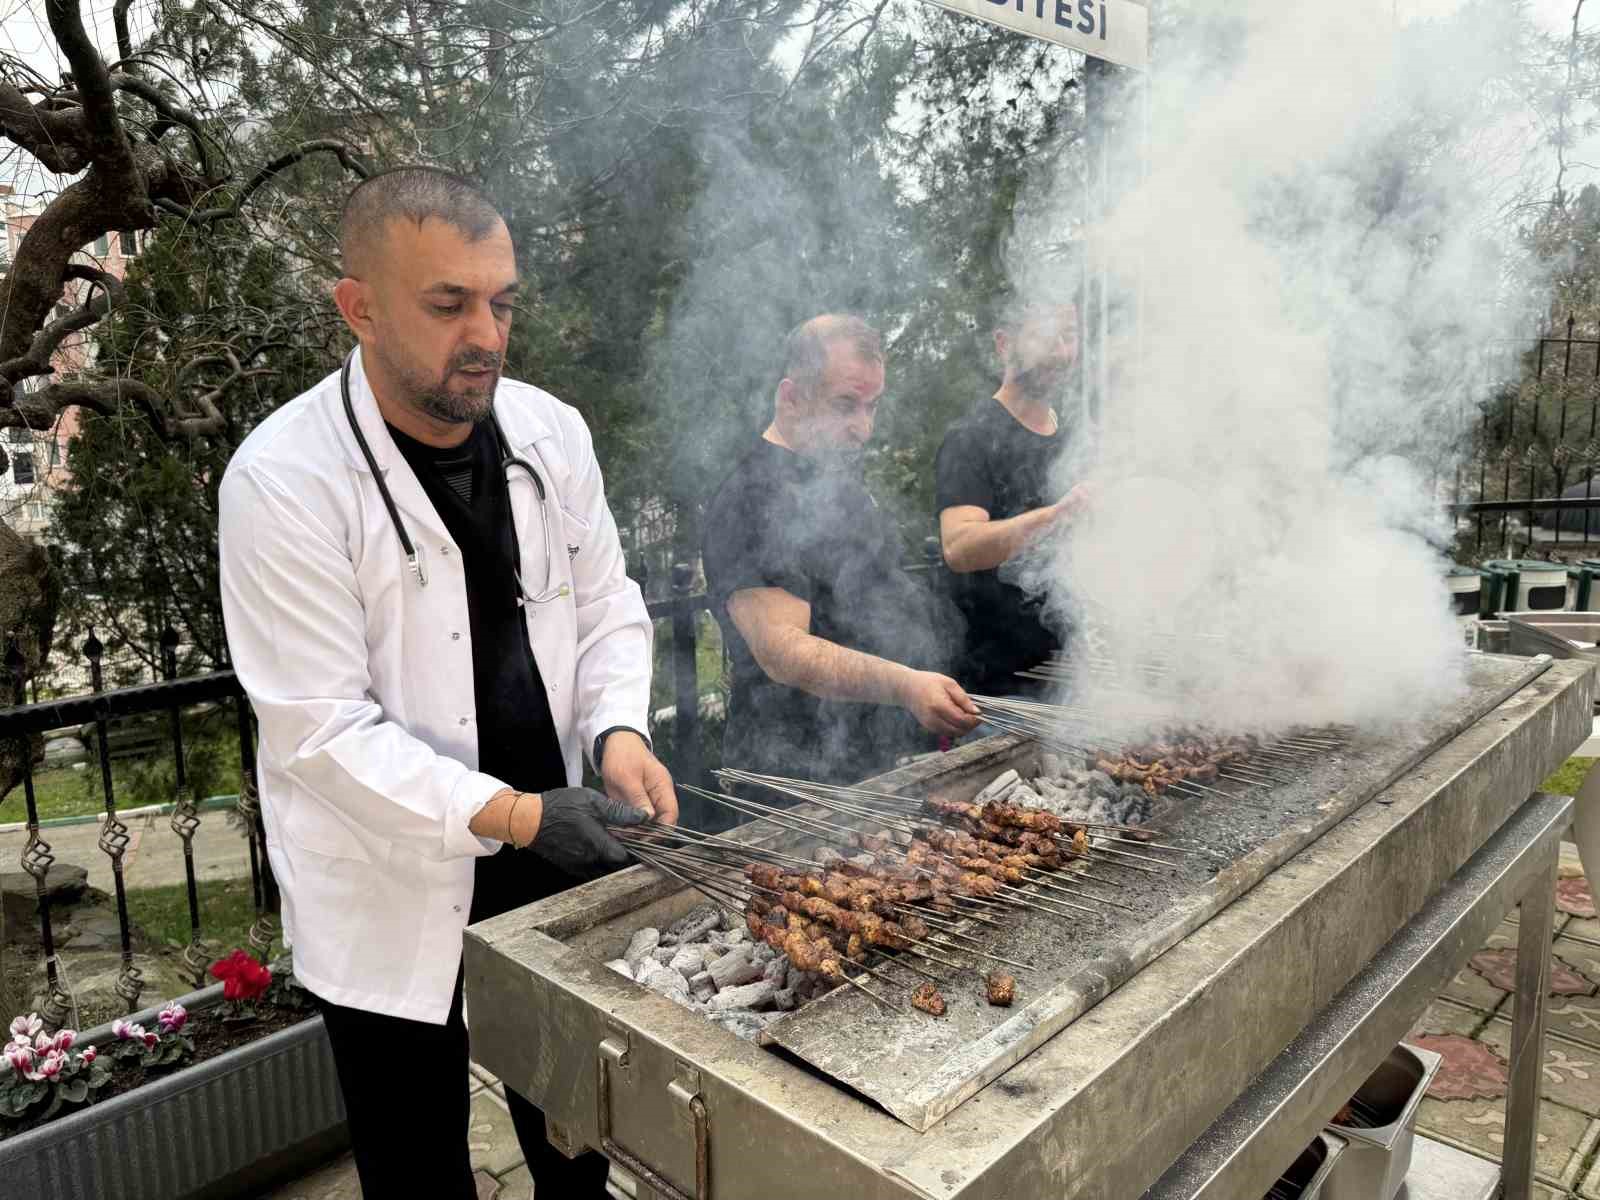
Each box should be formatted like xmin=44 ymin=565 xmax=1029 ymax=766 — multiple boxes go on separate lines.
xmin=782 ymin=314 xmax=883 ymax=398
xmin=987 ymin=285 xmax=1077 ymax=335
xmin=339 ymin=166 xmax=506 ymax=277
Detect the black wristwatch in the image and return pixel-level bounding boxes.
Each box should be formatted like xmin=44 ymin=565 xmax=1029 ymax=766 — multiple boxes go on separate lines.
xmin=593 ymin=725 xmax=649 ymax=771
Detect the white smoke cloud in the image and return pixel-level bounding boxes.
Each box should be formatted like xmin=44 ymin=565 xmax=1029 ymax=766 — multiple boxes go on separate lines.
xmin=1015 ymin=0 xmax=1540 ymax=735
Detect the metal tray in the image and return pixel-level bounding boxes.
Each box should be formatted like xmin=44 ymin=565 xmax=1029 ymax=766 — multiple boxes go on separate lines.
xmin=1506 ymin=612 xmax=1600 ymax=660
xmin=1272 ymin=1133 xmax=1347 ymax=1200
xmin=1323 ymin=1043 xmax=1441 ymax=1200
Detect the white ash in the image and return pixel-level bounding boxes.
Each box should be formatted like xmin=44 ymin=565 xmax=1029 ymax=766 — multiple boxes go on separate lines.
xmin=606 ymin=904 xmax=838 ymax=1041
xmin=1021 ymin=753 xmax=1155 ymax=826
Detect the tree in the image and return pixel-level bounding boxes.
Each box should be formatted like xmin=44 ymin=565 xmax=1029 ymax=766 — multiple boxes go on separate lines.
xmin=0 ymin=0 xmax=369 ymax=747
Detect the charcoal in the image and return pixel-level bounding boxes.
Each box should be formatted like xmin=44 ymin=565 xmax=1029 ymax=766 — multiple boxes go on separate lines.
xmin=667 ymin=904 xmax=721 ymax=940
xmin=691 ymin=979 xmax=716 ymax=1004
xmin=637 ymin=959 xmax=690 ymax=1001
xmin=717 ymin=1013 xmax=768 ymax=1041
xmin=668 ymin=945 xmax=706 ymax=977
xmin=688 ymin=970 xmax=714 ymax=992
xmin=623 ymin=927 xmax=660 ymax=973
xmin=975 ymin=768 xmax=1020 ymax=804
xmin=651 ymin=945 xmax=678 ymax=966
xmin=707 ymin=944 xmax=763 ymax=989
xmin=708 ymin=979 xmax=778 ymax=1011
xmin=750 ymin=941 xmax=776 ymax=964
xmin=771 ymin=987 xmax=797 ymax=1011
xmin=604 ymin=959 xmax=633 ymax=981
xmin=762 ymin=957 xmax=787 ymax=984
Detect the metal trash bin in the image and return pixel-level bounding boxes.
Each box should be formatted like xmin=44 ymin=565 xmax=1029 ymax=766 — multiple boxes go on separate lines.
xmin=1323 ymin=1043 xmax=1441 ymax=1200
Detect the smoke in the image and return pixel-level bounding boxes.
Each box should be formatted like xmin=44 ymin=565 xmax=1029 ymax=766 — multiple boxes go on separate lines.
xmin=1014 ymin=0 xmax=1535 ymax=736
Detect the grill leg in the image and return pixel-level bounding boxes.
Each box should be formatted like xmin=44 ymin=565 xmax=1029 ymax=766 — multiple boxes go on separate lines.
xmin=1501 ymin=845 xmax=1558 ymax=1200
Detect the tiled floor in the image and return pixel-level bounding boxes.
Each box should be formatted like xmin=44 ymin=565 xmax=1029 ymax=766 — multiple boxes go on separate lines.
xmin=1408 ymin=843 xmax=1600 ymax=1198
xmin=266 ymin=845 xmax=1600 ymax=1199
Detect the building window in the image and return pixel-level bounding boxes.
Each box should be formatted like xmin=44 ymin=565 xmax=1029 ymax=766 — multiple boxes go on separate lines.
xmin=48 ymin=437 xmax=60 ymax=466
xmin=12 ymin=452 xmax=34 ymax=485
xmin=26 ymin=501 xmax=45 ymax=521
xmin=92 ymin=233 xmax=109 ymax=256
xmin=5 ymin=425 xmax=28 ymax=445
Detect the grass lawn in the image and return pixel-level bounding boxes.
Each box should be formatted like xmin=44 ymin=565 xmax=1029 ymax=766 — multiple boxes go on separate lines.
xmin=3 ymin=763 xmax=131 ymax=823
xmin=130 ymin=876 xmax=264 ymax=961
xmin=1542 ymin=757 xmax=1597 ymax=796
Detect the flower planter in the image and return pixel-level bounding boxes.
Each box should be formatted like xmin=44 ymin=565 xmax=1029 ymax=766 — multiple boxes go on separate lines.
xmin=1 ymin=984 xmax=348 ymax=1200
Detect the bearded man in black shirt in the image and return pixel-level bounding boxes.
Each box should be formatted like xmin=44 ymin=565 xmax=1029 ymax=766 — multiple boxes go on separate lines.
xmin=702 ymin=315 xmax=979 ymax=785
xmin=935 ymin=297 xmax=1094 ymax=695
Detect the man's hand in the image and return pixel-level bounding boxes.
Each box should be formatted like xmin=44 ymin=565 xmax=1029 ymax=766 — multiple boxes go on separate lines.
xmin=896 ymin=671 xmax=981 ymax=737
xmin=1053 ymin=482 xmax=1095 ymax=522
xmin=601 ymin=731 xmax=680 ymax=826
xmin=531 ymin=787 xmax=649 ymax=873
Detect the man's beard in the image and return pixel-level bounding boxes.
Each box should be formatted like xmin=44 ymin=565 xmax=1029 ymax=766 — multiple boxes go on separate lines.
xmin=1011 ymin=359 xmax=1068 ymax=403
xmin=376 ymin=341 xmax=502 ymax=425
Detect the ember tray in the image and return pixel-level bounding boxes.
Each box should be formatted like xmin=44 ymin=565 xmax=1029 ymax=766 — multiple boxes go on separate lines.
xmin=752 ymin=652 xmax=1551 ymax=1129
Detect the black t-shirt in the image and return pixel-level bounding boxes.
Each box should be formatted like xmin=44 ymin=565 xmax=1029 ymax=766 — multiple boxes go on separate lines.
xmin=702 ymin=438 xmax=963 ymax=785
xmin=387 ymin=421 xmax=584 ymax=911
xmin=934 ymin=398 xmax=1069 ymax=693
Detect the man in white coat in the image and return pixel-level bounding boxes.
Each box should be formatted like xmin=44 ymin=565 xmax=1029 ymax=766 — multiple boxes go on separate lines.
xmin=218 ymin=166 xmax=675 ymax=1197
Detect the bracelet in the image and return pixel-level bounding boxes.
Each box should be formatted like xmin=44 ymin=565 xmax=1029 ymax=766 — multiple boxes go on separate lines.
xmin=506 ymin=793 xmax=523 ymax=847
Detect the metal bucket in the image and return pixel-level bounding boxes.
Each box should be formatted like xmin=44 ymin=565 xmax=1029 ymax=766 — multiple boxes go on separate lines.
xmin=1322 ymin=1044 xmax=1442 ymax=1200
xmin=1265 ymin=1133 xmax=1347 ymax=1200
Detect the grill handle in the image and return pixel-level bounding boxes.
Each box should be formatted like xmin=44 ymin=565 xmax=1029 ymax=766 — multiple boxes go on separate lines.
xmin=597 ymin=1034 xmax=711 ymax=1200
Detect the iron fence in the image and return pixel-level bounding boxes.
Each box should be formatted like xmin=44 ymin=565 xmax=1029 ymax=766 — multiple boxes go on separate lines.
xmin=1453 ymin=317 xmax=1600 ymax=556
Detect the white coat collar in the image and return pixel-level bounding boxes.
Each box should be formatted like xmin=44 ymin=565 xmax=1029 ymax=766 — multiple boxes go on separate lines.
xmin=334 ymin=346 xmax=557 ymax=476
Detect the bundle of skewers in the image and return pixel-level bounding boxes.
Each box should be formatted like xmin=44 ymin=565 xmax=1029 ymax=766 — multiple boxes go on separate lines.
xmin=611 ymin=768 xmax=1202 ymax=1019
xmin=966 ymin=693 xmax=1350 ymax=803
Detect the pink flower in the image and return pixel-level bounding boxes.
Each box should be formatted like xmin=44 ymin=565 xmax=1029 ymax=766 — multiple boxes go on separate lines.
xmin=157 ymin=1002 xmax=187 ymax=1034
xmin=3 ymin=1042 xmax=33 ymax=1076
xmin=78 ymin=1045 xmax=96 ymax=1065
xmin=32 ymin=1031 xmax=52 ymax=1052
xmin=140 ymin=1031 xmax=158 ymax=1050
xmin=210 ymin=950 xmax=272 ymax=1001
xmin=28 ymin=1050 xmax=66 ymax=1082
xmin=112 ymin=1019 xmax=145 ymax=1042
xmin=51 ymin=1029 xmax=75 ymax=1053
xmin=8 ymin=1014 xmax=41 ymax=1044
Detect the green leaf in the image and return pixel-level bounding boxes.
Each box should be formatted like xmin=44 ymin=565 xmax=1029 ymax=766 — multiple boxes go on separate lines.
xmin=59 ymin=1079 xmax=88 ymax=1104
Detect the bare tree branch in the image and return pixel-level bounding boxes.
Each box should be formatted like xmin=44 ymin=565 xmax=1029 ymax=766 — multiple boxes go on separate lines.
xmin=0 ymin=265 xmax=125 ymax=386
xmin=154 ymin=139 xmax=371 ymax=223
xmin=0 ymin=80 xmax=92 ymax=174
xmin=45 ymin=0 xmax=139 ymax=186
xmin=112 ymin=0 xmax=135 ymax=64
xmin=1 ymin=375 xmax=225 ymax=438
xmin=111 ymin=73 xmax=219 ymax=182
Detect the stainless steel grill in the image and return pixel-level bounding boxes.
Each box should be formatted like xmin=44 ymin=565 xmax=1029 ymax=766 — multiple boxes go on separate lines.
xmin=465 ymin=652 xmax=1592 ymax=1200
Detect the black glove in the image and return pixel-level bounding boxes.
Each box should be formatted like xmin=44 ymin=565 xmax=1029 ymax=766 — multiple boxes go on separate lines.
xmin=529 ymin=787 xmax=649 ymax=875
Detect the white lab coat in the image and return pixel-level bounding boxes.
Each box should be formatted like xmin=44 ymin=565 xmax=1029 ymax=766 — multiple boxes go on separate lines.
xmin=218 ymin=349 xmax=652 ymax=1023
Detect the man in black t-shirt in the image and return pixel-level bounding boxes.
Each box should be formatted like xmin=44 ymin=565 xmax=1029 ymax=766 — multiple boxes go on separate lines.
xmin=702 ymin=315 xmax=978 ymax=786
xmin=935 ymin=298 xmax=1093 ymax=695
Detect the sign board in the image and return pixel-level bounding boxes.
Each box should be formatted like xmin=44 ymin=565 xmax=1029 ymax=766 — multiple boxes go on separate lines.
xmin=919 ymin=0 xmax=1148 ymax=69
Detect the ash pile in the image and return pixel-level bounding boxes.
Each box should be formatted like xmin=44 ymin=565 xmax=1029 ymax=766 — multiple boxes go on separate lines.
xmin=986 ymin=754 xmax=1155 ymax=827
xmin=604 ymin=903 xmax=834 ymax=1040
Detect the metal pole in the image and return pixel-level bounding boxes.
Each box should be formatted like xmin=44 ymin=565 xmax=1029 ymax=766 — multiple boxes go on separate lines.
xmin=1501 ymin=846 xmax=1558 ymax=1200
xmin=671 ymin=562 xmax=704 ymax=820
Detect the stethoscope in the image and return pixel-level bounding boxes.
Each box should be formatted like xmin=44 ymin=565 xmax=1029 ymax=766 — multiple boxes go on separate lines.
xmin=340 ymin=349 xmax=570 ymax=606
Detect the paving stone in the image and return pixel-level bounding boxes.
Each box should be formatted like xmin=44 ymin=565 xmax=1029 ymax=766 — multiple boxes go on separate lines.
xmin=475 ymin=1170 xmax=502 ymax=1199
xmin=1407 ymin=998 xmax=1485 ymax=1041
xmin=260 ymin=1150 xmax=363 ymax=1199
xmin=469 ymin=1089 xmax=526 ymax=1177
xmin=470 ymin=1061 xmax=501 ymax=1088
xmin=1480 ymin=1019 xmax=1600 ymax=1114
xmin=1415 ymin=1095 xmax=1588 ymax=1189
xmin=1442 ymin=959 xmax=1511 ymax=1014
xmin=495 ymin=1164 xmax=534 ymax=1200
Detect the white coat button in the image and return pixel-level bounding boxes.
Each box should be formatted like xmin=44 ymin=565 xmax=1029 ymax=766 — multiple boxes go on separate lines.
xmin=451 ymin=632 xmax=461 ymax=641
xmin=453 ymin=905 xmax=462 ymax=913
xmin=459 ymin=717 xmax=469 ymax=726
xmin=440 ymin=546 xmax=451 ymax=556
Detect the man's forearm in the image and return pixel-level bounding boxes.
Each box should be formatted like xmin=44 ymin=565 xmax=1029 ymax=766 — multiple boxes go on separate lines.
xmin=758 ymin=626 xmax=910 ymax=706
xmin=944 ymin=505 xmax=1058 ymax=573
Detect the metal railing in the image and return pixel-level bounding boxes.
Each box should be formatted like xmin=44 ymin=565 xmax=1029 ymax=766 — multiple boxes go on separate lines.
xmin=1454 ymin=317 xmax=1600 ymax=556
xmin=1 ymin=630 xmax=276 ymax=1030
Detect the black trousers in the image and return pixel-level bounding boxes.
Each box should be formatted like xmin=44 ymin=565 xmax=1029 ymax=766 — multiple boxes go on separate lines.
xmin=317 ymin=846 xmax=611 ymax=1198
